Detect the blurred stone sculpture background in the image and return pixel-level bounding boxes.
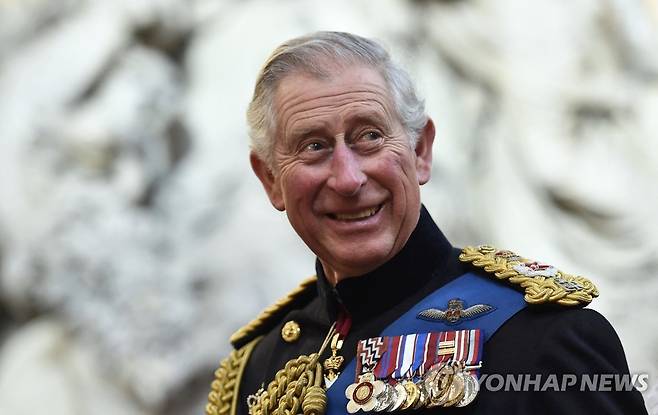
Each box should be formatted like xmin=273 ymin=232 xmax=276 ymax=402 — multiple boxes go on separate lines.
xmin=0 ymin=0 xmax=656 ymax=414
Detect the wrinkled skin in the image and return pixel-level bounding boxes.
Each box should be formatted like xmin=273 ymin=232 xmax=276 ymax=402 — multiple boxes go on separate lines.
xmin=251 ymin=65 xmax=435 ymax=285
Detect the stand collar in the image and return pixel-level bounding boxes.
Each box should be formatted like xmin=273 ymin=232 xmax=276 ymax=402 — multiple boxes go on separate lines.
xmin=315 ymin=205 xmax=453 ymax=324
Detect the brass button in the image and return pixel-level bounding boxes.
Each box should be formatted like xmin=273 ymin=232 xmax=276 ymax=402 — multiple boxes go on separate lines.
xmin=281 ymin=320 xmax=301 ymax=343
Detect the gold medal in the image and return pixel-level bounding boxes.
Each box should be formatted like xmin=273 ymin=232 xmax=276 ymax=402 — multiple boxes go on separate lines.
xmin=399 ymin=380 xmax=420 ymax=410
xmin=323 ymin=333 xmax=344 ymax=387
xmin=442 ymin=370 xmax=466 ymax=407
xmin=425 ymin=363 xmax=455 ymax=407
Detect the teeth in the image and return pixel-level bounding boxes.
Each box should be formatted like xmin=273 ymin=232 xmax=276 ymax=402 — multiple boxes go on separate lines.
xmin=333 ymin=206 xmax=379 ymax=220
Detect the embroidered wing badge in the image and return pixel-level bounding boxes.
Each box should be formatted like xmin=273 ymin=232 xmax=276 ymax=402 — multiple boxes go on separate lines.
xmin=459 ymin=245 xmax=599 ymax=307
xmin=418 ymin=298 xmax=494 ymax=324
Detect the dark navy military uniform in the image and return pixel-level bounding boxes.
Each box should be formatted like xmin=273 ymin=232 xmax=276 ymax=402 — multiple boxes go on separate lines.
xmin=225 ymin=207 xmax=647 ymax=414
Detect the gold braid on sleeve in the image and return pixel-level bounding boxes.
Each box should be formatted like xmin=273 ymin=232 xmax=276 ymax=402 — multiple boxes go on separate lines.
xmin=206 ymin=337 xmax=261 ymax=415
xmin=459 ymin=245 xmax=599 ymax=306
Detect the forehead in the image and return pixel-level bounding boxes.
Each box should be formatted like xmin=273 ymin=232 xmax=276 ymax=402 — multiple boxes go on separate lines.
xmin=272 ymin=65 xmax=396 ymax=137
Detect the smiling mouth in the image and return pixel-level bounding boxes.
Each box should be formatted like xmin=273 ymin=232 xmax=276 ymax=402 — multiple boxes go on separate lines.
xmin=328 ymin=204 xmax=383 ymax=221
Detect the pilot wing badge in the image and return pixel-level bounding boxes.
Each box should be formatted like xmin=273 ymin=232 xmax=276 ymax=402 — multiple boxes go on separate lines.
xmin=417 ymin=299 xmax=495 ymax=325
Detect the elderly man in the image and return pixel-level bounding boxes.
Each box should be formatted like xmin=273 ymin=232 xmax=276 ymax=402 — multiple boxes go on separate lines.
xmin=206 ymin=32 xmax=647 ymax=415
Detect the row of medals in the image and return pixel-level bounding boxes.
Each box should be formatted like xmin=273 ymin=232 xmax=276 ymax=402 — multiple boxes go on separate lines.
xmin=347 ymin=360 xmax=480 ymax=413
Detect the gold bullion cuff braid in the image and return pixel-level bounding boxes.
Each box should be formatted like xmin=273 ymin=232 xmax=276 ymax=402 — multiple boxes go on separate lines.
xmin=206 ymin=337 xmax=261 ymax=415
xmin=230 ymin=276 xmax=317 ymax=347
xmin=459 ymin=245 xmax=599 ymax=306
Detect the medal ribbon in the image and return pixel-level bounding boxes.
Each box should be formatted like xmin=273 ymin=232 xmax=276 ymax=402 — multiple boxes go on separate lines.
xmin=355 ymin=337 xmax=386 ymax=377
xmin=422 ymin=332 xmax=440 ymax=374
xmin=392 ymin=333 xmax=417 ymax=379
xmin=369 ymin=329 xmax=483 ymax=380
xmin=411 ymin=332 xmax=429 ymax=376
xmin=436 ymin=330 xmax=455 ymax=364
xmin=373 ymin=335 xmax=401 ymax=379
xmin=373 ymin=337 xmax=391 ymax=379
xmin=450 ymin=329 xmax=481 ymax=366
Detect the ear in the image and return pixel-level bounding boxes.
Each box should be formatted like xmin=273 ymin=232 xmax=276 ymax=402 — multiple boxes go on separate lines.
xmin=414 ymin=118 xmax=435 ymax=185
xmin=250 ymin=152 xmax=285 ymax=211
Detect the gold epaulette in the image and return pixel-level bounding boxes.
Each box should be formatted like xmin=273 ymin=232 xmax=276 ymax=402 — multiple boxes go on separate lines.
xmin=229 ymin=276 xmax=318 ymax=347
xmin=459 ymin=245 xmax=599 ymax=306
xmin=206 ymin=337 xmax=260 ymax=415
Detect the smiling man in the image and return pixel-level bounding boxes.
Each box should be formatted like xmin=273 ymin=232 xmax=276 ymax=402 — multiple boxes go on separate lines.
xmin=251 ymin=63 xmax=433 ymax=285
xmin=206 ymin=32 xmax=647 ymax=415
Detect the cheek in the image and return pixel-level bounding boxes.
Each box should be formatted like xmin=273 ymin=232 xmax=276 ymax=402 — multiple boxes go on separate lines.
xmin=280 ymin=168 xmax=323 ymax=205
xmin=369 ymin=151 xmax=414 ymax=188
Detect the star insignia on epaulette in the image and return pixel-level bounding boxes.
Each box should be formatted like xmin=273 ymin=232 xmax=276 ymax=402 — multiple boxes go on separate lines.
xmin=459 ymin=245 xmax=599 ymax=307
xmin=418 ymin=298 xmax=495 ymax=324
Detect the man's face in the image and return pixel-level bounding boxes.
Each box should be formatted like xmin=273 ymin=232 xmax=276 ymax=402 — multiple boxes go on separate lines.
xmin=252 ymin=65 xmax=434 ymax=282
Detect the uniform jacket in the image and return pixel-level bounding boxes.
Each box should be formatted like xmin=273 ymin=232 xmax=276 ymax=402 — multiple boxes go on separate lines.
xmin=209 ymin=207 xmax=647 ymax=415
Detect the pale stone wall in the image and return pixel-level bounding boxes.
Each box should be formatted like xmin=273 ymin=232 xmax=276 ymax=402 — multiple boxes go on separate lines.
xmin=0 ymin=1 xmax=656 ymax=414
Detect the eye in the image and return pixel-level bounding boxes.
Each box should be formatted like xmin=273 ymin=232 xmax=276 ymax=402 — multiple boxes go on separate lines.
xmin=304 ymin=141 xmax=325 ymax=152
xmin=362 ymin=131 xmax=382 ymax=141
xmin=352 ymin=130 xmax=384 ymax=152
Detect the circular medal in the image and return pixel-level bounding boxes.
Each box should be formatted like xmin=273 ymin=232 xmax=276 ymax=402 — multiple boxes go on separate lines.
xmin=456 ymin=373 xmax=480 ymax=407
xmin=353 ymin=381 xmax=375 ymax=405
xmin=412 ymin=381 xmax=428 ymax=409
xmin=346 ymin=378 xmax=386 ymax=413
xmin=373 ymin=384 xmax=392 ymax=412
xmin=422 ymin=364 xmax=441 ymax=406
xmin=442 ymin=371 xmax=466 ymax=407
xmin=427 ymin=363 xmax=455 ymax=407
xmin=387 ymin=382 xmax=407 ymax=412
xmin=399 ymin=380 xmax=420 ymax=410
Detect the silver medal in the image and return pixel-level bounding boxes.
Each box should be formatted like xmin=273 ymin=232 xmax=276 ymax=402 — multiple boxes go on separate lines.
xmin=455 ymin=373 xmax=480 ymax=407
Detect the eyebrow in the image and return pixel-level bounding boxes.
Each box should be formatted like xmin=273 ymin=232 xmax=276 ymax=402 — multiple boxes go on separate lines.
xmin=287 ymin=108 xmax=391 ymax=142
xmin=347 ymin=111 xmax=389 ymax=128
xmin=288 ymin=125 xmax=328 ymax=142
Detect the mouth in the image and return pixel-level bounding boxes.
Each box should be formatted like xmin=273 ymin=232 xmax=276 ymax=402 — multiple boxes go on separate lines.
xmin=327 ymin=204 xmax=383 ymax=221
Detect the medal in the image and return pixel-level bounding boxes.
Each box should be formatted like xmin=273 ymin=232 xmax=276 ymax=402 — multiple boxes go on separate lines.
xmin=373 ymin=383 xmax=396 ymax=412
xmin=412 ymin=380 xmax=429 ymax=409
xmin=441 ymin=368 xmax=466 ymax=407
xmin=347 ymin=329 xmax=484 ymax=413
xmin=427 ymin=362 xmax=456 ymax=407
xmin=345 ymin=373 xmax=387 ymax=413
xmin=456 ymin=372 xmax=480 ymax=407
xmin=387 ymin=382 xmax=407 ymax=412
xmin=399 ymin=380 xmax=420 ymax=410
xmin=323 ymin=333 xmax=345 ymax=387
xmin=346 ymin=338 xmax=388 ymax=413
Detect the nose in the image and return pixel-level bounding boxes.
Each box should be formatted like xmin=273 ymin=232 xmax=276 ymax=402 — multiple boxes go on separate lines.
xmin=327 ymin=143 xmax=367 ymax=196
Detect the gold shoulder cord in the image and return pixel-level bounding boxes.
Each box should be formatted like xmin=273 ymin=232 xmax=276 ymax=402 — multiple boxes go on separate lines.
xmin=206 ymin=337 xmax=261 ymax=415
xmin=246 ymin=324 xmax=336 ymax=415
xmin=459 ymin=245 xmax=599 ymax=306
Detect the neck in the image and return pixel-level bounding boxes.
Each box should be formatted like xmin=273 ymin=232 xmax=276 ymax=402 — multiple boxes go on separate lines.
xmin=315 ymin=205 xmax=454 ymax=322
xmin=318 ymin=258 xmax=392 ymax=286
xmin=320 ymin=262 xmax=342 ymax=287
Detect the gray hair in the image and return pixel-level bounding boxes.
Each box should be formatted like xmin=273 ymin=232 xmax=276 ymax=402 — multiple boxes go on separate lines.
xmin=247 ymin=31 xmax=428 ymax=168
